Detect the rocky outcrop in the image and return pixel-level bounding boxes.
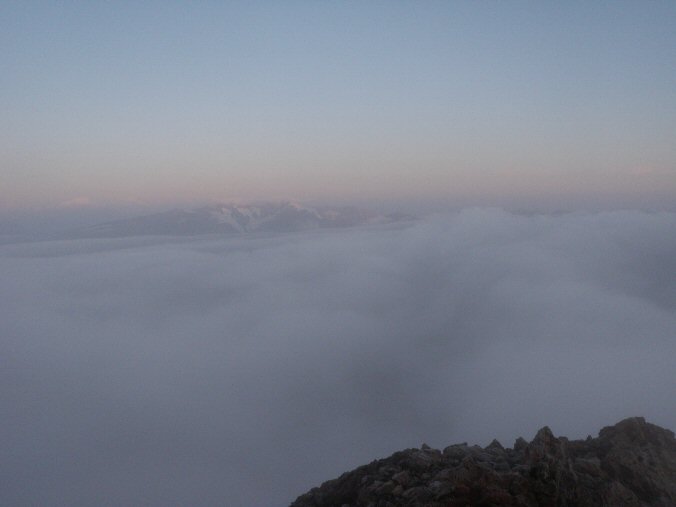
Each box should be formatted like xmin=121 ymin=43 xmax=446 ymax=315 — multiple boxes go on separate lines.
xmin=290 ymin=417 xmax=676 ymax=506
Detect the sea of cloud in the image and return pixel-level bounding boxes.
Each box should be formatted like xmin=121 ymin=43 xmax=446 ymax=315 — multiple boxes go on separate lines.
xmin=1 ymin=208 xmax=675 ymax=506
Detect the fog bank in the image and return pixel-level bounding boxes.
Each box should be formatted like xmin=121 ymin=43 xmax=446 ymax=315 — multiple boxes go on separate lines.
xmin=1 ymin=209 xmax=675 ymax=506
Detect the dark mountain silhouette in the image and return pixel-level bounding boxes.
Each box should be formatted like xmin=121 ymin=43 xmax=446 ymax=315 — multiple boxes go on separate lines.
xmin=291 ymin=417 xmax=676 ymax=506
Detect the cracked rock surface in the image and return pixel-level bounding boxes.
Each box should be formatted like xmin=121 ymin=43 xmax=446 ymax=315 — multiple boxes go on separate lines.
xmin=290 ymin=417 xmax=676 ymax=506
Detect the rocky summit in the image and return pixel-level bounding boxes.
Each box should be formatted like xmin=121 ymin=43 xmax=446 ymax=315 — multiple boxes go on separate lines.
xmin=290 ymin=417 xmax=676 ymax=507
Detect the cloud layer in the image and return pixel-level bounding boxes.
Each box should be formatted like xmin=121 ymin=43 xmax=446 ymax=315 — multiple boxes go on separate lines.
xmin=1 ymin=209 xmax=675 ymax=506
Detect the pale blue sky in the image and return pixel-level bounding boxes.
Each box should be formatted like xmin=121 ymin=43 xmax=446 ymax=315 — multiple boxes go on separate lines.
xmin=2 ymin=1 xmax=675 ymax=210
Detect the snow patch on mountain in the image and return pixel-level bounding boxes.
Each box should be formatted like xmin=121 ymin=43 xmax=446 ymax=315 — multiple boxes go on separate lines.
xmin=72 ymin=202 xmax=414 ymax=238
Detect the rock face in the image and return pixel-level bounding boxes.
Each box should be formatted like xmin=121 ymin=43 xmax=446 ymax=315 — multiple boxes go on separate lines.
xmin=290 ymin=417 xmax=676 ymax=506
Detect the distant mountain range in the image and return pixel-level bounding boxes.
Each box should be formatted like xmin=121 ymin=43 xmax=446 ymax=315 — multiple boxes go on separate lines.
xmin=71 ymin=202 xmax=414 ymax=238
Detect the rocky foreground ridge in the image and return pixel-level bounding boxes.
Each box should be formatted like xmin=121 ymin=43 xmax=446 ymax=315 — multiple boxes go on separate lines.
xmin=291 ymin=417 xmax=676 ymax=506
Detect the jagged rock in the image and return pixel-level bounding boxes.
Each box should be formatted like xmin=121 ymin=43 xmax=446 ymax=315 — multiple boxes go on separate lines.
xmin=290 ymin=417 xmax=676 ymax=506
xmin=486 ymin=438 xmax=504 ymax=452
xmin=391 ymin=471 xmax=411 ymax=487
xmin=442 ymin=443 xmax=469 ymax=460
xmin=513 ymin=436 xmax=528 ymax=452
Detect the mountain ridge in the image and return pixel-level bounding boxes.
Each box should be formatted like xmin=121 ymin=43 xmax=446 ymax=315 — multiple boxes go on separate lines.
xmin=70 ymin=202 xmax=414 ymax=238
xmin=290 ymin=417 xmax=676 ymax=506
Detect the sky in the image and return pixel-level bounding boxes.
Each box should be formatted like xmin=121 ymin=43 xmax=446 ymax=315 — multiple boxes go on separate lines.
xmin=2 ymin=1 xmax=675 ymax=211
xmin=2 ymin=209 xmax=676 ymax=506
